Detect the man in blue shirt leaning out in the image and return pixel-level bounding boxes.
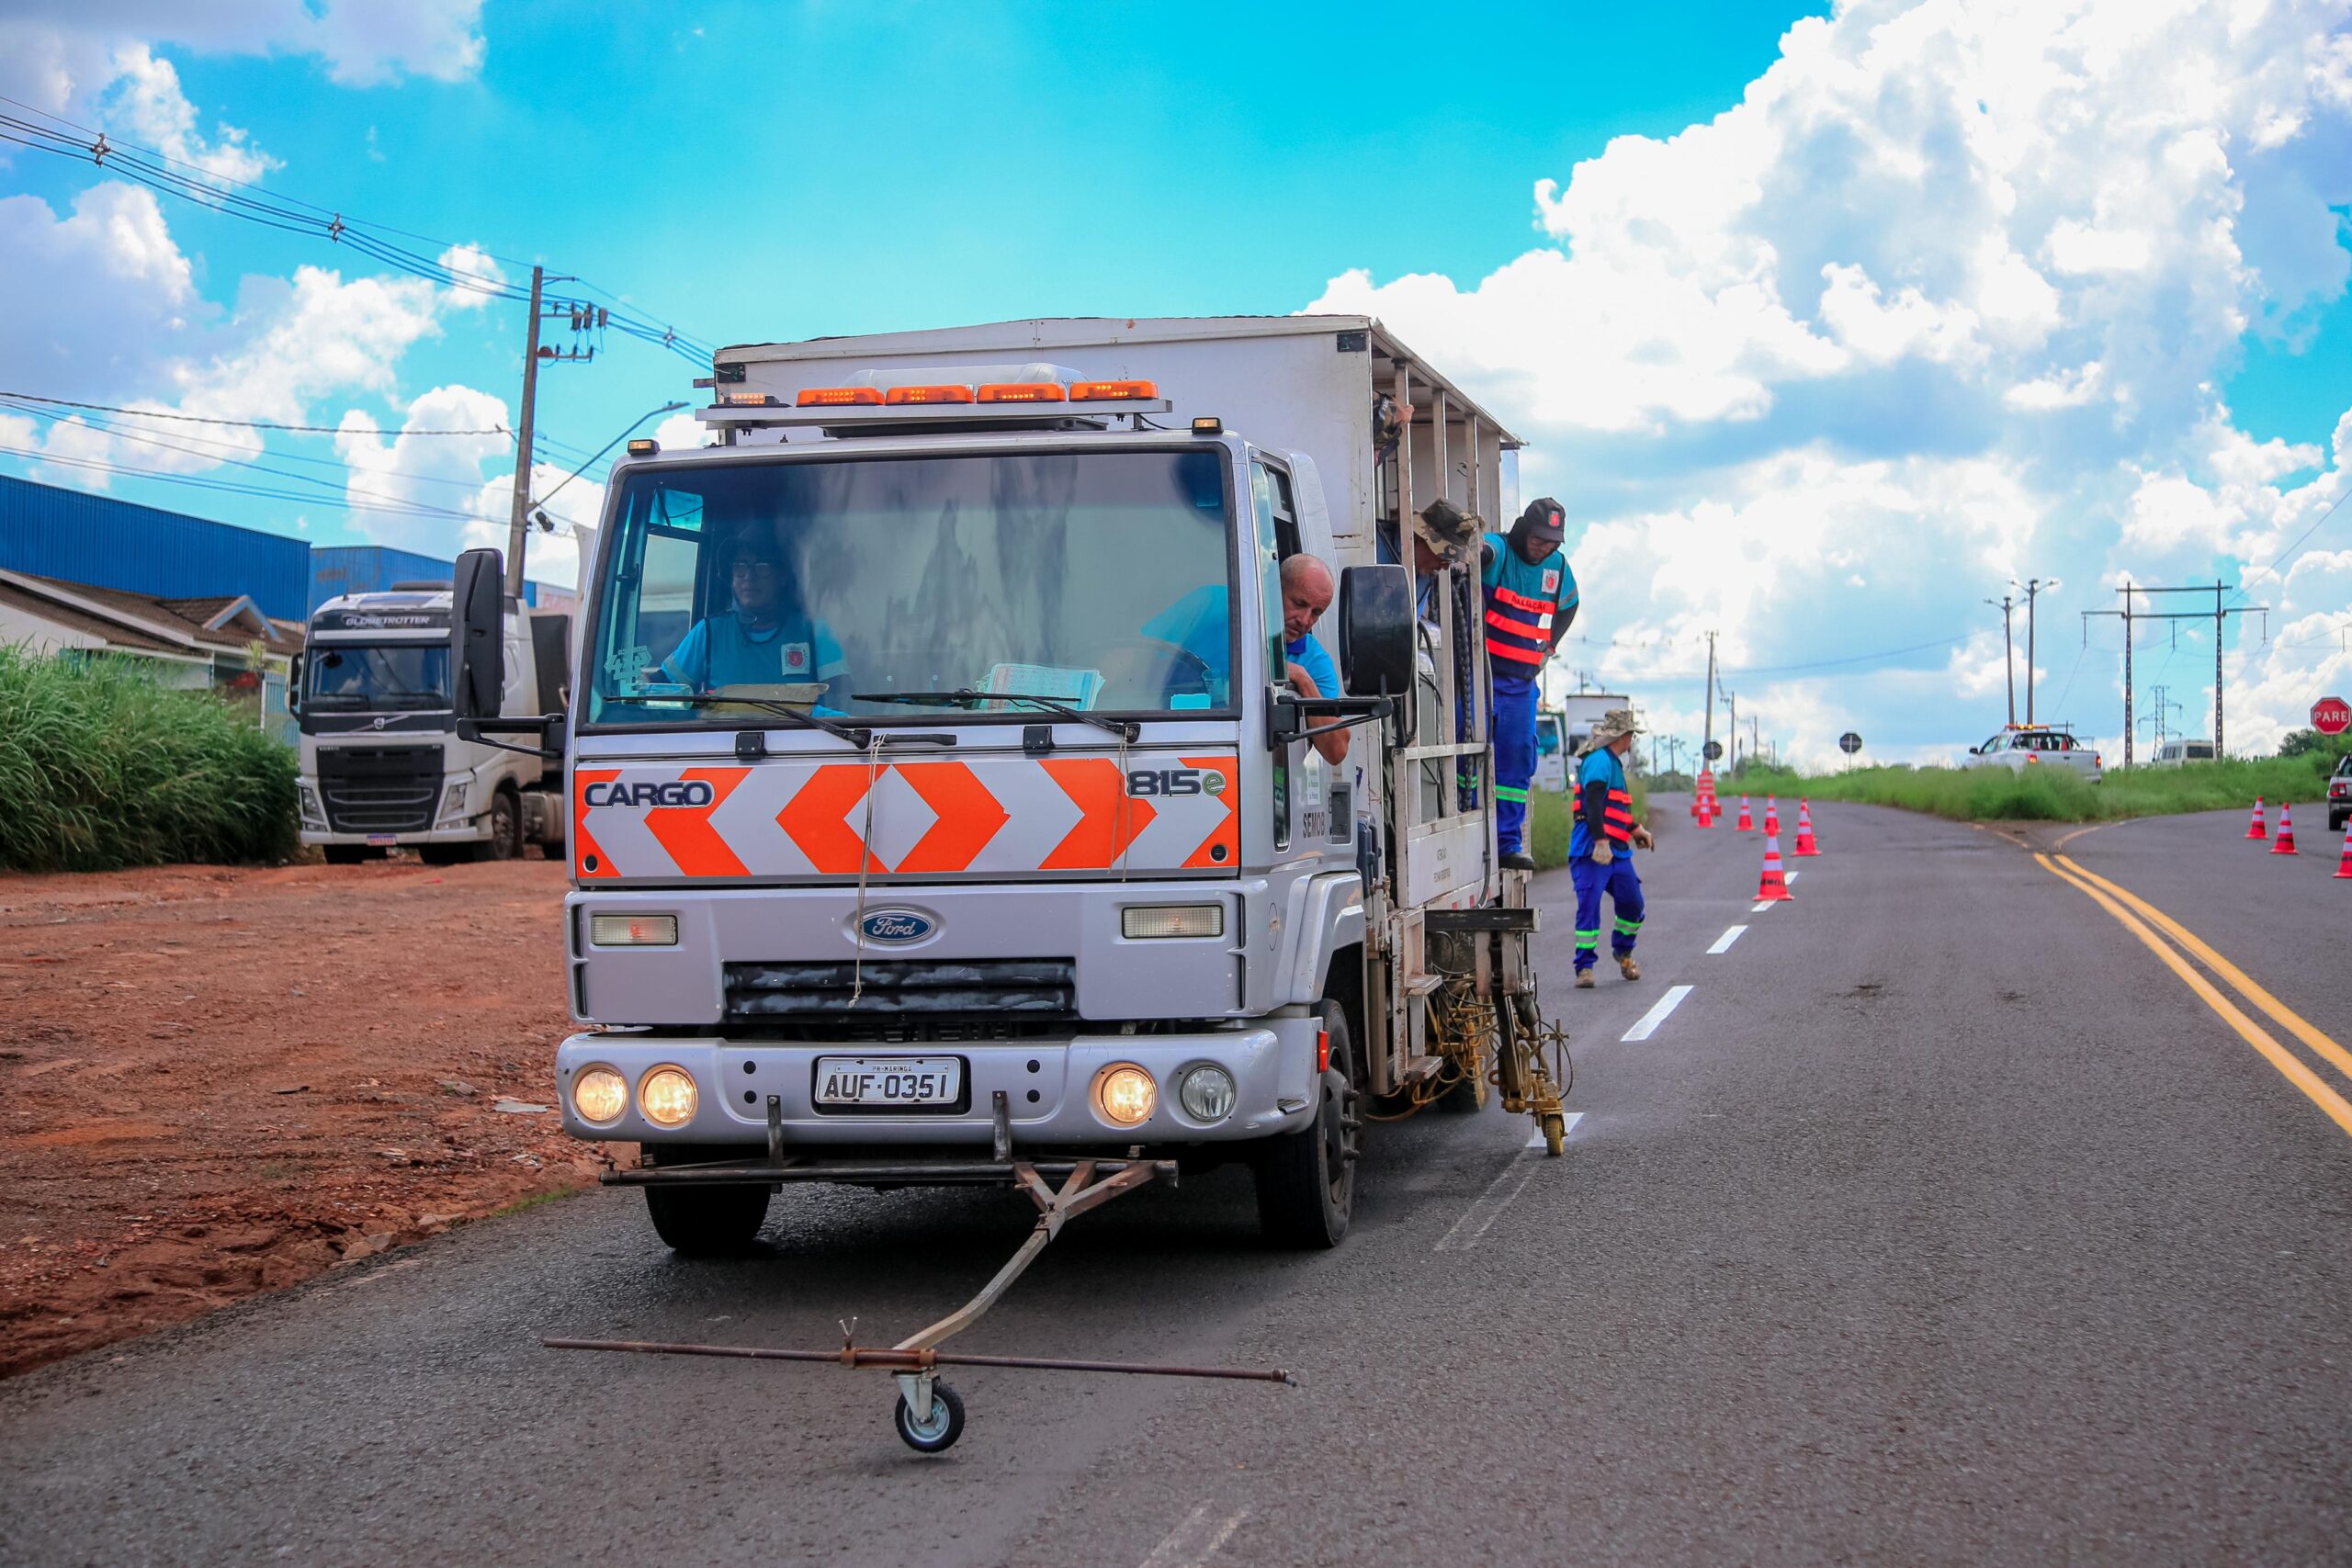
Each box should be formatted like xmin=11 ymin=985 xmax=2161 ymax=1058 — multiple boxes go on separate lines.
xmin=1138 ymin=554 xmax=1349 ymax=764
xmin=1571 ymin=707 xmax=1655 ymax=988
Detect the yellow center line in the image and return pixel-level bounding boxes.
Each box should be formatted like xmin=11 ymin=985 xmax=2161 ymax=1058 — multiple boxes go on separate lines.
xmin=2033 ymin=853 xmax=2352 ymax=1141
xmin=2053 ymin=854 xmax=2352 ymax=1085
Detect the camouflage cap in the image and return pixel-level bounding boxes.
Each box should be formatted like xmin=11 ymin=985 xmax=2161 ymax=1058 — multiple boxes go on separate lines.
xmin=1412 ymin=498 xmax=1482 ymax=564
xmin=1581 ymin=706 xmax=1643 ymax=752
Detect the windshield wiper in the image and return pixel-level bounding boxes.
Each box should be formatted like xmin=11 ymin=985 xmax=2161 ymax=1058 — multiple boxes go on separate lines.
xmin=855 ymin=689 xmax=1140 ymax=742
xmin=659 ymin=694 xmax=874 ymax=750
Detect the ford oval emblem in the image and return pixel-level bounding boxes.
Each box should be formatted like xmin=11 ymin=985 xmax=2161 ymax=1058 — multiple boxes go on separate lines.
xmin=857 ymin=908 xmax=935 ymax=944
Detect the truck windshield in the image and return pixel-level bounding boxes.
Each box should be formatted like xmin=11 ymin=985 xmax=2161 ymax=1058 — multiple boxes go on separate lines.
xmin=587 ymin=448 xmax=1238 ymax=727
xmin=305 ymin=644 xmax=450 ymax=709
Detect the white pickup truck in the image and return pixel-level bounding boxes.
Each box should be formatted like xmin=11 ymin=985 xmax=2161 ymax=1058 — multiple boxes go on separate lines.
xmin=1962 ymin=724 xmax=2103 ymax=783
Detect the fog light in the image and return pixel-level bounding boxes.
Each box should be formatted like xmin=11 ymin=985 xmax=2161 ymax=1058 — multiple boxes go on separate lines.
xmin=639 ymin=1066 xmax=697 ymax=1127
xmin=590 ymin=914 xmax=678 ymax=946
xmin=1122 ymin=903 xmax=1223 ymax=939
xmin=1091 ymin=1064 xmax=1156 ymax=1128
xmin=572 ymin=1066 xmax=627 ymax=1123
xmin=1177 ymin=1064 xmax=1237 ymax=1122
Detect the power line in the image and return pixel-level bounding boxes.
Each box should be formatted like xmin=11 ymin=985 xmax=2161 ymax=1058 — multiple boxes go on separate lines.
xmin=0 ymin=391 xmax=508 ymax=436
xmin=0 ymin=100 xmax=714 ymax=366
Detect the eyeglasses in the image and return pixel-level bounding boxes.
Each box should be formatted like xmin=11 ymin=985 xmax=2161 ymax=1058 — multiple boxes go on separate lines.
xmin=730 ymin=561 xmax=780 ymax=581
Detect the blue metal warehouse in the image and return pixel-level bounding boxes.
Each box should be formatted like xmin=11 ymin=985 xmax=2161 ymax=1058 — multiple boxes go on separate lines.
xmin=0 ymin=476 xmax=534 ymax=619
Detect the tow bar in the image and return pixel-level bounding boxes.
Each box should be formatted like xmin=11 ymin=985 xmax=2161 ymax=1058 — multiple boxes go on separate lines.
xmin=546 ymin=1098 xmax=1294 ymax=1452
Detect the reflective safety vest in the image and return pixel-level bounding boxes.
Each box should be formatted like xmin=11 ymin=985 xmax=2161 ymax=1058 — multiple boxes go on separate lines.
xmin=1571 ymin=746 xmax=1634 ymax=858
xmin=1480 ymin=533 xmax=1575 ymax=676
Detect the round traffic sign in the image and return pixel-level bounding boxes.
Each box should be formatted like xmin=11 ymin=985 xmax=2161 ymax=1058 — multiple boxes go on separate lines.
xmin=2313 ymin=695 xmax=2350 ymax=736
xmin=1838 ymin=731 xmax=1863 ymax=755
xmin=1702 ymin=739 xmax=1724 ymax=761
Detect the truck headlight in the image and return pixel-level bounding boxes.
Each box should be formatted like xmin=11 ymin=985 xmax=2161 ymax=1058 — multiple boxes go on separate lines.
xmin=1122 ymin=903 xmax=1224 ymax=939
xmin=1091 ymin=1063 xmax=1156 ymax=1127
xmin=639 ymin=1066 xmax=698 ymax=1128
xmin=299 ymin=784 xmax=326 ymax=829
xmin=572 ymin=1066 xmax=628 ymax=1123
xmin=440 ymin=781 xmax=469 ymax=817
xmin=1177 ymin=1064 xmax=1236 ymax=1122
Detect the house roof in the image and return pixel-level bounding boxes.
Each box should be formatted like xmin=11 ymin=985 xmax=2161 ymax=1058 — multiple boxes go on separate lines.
xmin=0 ymin=570 xmax=303 ymax=659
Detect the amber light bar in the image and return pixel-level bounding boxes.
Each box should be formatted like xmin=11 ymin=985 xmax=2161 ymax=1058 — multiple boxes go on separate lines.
xmin=1068 ymin=380 xmax=1159 ymax=401
xmin=975 ymin=382 xmax=1068 ymax=403
xmin=884 ymin=384 xmax=977 ymax=405
xmin=797 ymin=387 xmax=886 ymax=407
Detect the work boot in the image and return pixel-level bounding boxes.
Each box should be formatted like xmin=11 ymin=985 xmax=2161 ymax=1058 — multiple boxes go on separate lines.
xmin=1574 ymin=968 xmax=1595 ymax=989
xmin=1499 ymin=851 xmax=1537 ymax=871
xmin=1618 ymin=955 xmax=1641 ymax=981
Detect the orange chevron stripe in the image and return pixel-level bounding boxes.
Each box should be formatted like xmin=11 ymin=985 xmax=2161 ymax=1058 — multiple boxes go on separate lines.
xmin=776 ymin=762 xmax=882 ymax=874
xmin=1180 ymin=755 xmax=1239 ymax=869
xmin=644 ymin=766 xmax=752 ymax=877
xmin=891 ymin=761 xmax=1011 ymax=874
xmin=1040 ymin=757 xmax=1156 ymax=870
xmin=573 ymin=768 xmax=619 ymax=880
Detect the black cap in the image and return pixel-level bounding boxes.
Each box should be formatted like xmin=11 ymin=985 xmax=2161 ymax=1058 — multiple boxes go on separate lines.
xmin=1519 ymin=498 xmax=1566 ymax=536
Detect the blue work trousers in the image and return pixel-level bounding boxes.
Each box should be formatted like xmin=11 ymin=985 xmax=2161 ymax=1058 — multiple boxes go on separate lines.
xmin=1492 ymin=674 xmax=1537 ymax=853
xmin=1570 ymin=852 xmax=1645 ymax=971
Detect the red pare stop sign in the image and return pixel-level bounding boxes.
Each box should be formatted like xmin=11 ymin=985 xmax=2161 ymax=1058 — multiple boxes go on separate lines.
xmin=2313 ymin=696 xmax=2351 ymax=736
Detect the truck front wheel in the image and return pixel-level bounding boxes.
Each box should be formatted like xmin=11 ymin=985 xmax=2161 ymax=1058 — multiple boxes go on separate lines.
xmin=644 ymin=1178 xmax=771 ymax=1256
xmin=1253 ymin=1004 xmax=1357 ymax=1249
xmin=474 ymin=784 xmax=522 ymax=863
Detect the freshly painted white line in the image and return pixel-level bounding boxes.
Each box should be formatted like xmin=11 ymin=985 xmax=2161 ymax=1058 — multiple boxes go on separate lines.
xmin=1707 ymin=925 xmax=1747 ymax=954
xmin=1138 ymin=1502 xmax=1250 ymax=1568
xmin=1751 ymin=900 xmax=1780 ymax=914
xmin=1436 ymin=1117 xmax=1587 ymax=1252
xmin=1527 ymin=1111 xmax=1586 ymax=1148
xmin=1622 ymin=984 xmax=1695 ymax=1042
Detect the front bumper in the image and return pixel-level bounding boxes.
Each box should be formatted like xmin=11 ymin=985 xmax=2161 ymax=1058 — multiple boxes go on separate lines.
xmin=300 ymin=820 xmax=490 ymax=847
xmin=555 ymin=1022 xmax=1319 ymax=1148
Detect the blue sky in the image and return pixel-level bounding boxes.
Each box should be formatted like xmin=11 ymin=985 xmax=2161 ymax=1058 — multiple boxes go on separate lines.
xmin=2 ymin=1 xmax=2347 ymax=763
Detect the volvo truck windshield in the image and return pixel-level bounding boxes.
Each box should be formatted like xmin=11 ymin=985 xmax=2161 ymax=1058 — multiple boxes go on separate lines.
xmin=586 ymin=447 xmax=1252 ymax=728
xmin=304 ymin=644 xmax=450 ymax=711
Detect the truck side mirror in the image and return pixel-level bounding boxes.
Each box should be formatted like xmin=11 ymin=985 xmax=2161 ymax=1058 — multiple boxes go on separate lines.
xmin=450 ymin=547 xmax=504 ymax=722
xmin=286 ymin=652 xmax=302 ymax=715
xmin=1338 ymin=564 xmax=1413 ymax=697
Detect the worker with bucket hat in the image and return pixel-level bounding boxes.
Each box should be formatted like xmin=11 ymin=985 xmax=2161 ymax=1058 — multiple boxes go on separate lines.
xmin=1571 ymin=706 xmax=1653 ymax=987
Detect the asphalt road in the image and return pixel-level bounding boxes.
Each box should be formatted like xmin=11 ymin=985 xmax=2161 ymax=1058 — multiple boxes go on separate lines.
xmin=6 ymin=798 xmax=2349 ymax=1566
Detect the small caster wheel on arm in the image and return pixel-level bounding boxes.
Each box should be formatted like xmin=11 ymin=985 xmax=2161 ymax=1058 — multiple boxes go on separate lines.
xmin=894 ymin=1376 xmax=966 ymax=1453
xmin=1541 ymin=1111 xmax=1566 ymax=1157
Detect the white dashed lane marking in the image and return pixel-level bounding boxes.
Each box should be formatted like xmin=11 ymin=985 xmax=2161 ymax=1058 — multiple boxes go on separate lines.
xmin=1708 ymin=925 xmax=1747 ymax=953
xmin=1622 ymin=984 xmax=1695 ymax=1042
xmin=1136 ymin=1501 xmax=1250 ymax=1568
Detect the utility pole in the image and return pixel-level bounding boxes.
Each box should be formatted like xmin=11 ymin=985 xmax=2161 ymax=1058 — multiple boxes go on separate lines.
xmin=504 ymin=265 xmax=546 ymax=599
xmin=1985 ymin=591 xmax=2017 ymax=725
xmin=1702 ymin=631 xmax=1717 ymax=774
xmin=2083 ymin=583 xmax=2266 ymax=768
xmin=1723 ymin=689 xmax=1738 ymax=772
xmin=503 ymin=267 xmax=602 ymax=598
xmin=2020 ymin=577 xmax=2052 ymax=725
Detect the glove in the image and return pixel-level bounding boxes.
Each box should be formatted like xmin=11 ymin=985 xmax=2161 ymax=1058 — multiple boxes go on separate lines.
xmin=1591 ymin=840 xmax=1614 ymax=864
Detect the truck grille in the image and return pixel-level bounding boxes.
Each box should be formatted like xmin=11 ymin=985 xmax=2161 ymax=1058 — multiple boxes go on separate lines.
xmin=723 ymin=959 xmax=1076 ymax=1025
xmin=317 ymin=744 xmax=443 ymax=834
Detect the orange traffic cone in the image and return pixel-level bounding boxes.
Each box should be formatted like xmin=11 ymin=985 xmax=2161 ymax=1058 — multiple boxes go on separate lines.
xmin=1754 ymin=833 xmax=1794 ymax=901
xmin=2246 ymin=797 xmax=2267 ymax=840
xmin=1736 ymin=795 xmax=1753 ymax=830
xmin=1793 ymin=799 xmax=1820 ymax=855
xmin=2335 ymin=819 xmax=2352 ymax=880
xmin=1764 ymin=795 xmax=1781 ymax=837
xmin=2271 ymin=803 xmax=2297 ymax=855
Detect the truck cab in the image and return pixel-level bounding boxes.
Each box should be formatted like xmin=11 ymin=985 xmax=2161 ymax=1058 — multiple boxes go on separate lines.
xmin=294 ymin=587 xmax=570 ymax=864
xmin=452 ymin=316 xmax=1560 ymax=1257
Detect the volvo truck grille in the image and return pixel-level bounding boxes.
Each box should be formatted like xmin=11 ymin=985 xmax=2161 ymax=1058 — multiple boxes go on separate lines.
xmin=317 ymin=744 xmax=443 ymax=833
xmin=723 ymin=959 xmax=1077 ymax=1025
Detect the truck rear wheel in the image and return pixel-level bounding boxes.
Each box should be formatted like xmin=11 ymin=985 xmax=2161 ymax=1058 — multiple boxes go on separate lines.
xmin=641 ymin=1147 xmax=771 ymax=1255
xmin=1254 ymin=1004 xmax=1356 ymax=1249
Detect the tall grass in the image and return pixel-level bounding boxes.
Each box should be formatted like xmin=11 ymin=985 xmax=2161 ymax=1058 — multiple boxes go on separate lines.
xmin=0 ymin=646 xmax=298 ymax=872
xmin=1731 ymin=753 xmax=2340 ymax=825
